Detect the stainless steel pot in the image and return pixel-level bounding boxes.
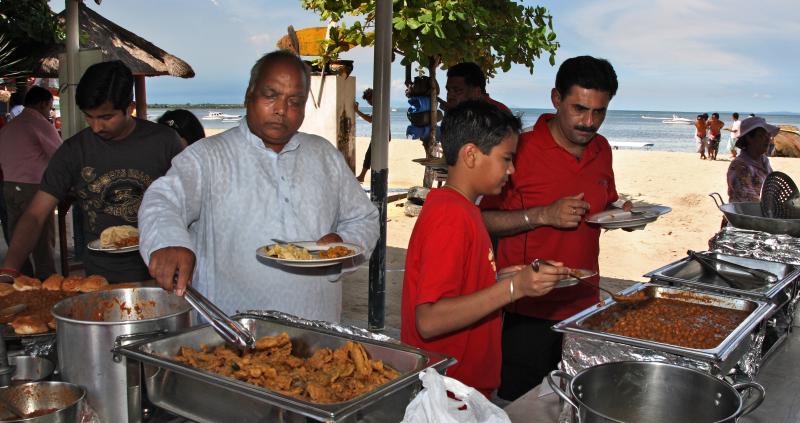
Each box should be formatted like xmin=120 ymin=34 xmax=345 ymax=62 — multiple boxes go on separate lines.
xmin=548 ymin=361 xmax=764 ymax=423
xmin=0 ymin=381 xmax=85 ymax=422
xmin=9 ymin=357 xmax=55 ymax=383
xmin=51 ymin=287 xmax=192 ymax=423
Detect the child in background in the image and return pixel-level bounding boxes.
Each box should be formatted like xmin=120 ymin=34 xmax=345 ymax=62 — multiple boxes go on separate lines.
xmin=400 ymin=100 xmax=571 ymax=398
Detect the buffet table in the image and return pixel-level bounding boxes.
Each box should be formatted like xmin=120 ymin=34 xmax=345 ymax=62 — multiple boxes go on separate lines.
xmin=505 ymin=307 xmax=800 ymax=423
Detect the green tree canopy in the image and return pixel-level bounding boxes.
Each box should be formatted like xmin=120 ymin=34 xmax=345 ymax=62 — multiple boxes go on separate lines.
xmin=0 ymin=0 xmax=63 ymax=78
xmin=301 ymin=0 xmax=559 ymax=77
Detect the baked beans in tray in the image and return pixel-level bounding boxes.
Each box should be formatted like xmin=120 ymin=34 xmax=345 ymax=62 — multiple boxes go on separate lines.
xmin=553 ymin=284 xmax=774 ymax=360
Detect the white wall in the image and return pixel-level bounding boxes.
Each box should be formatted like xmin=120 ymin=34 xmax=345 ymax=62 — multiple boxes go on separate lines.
xmin=299 ymin=74 xmax=356 ymax=171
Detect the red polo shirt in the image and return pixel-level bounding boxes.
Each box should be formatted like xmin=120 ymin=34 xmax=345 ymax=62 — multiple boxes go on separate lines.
xmin=481 ymin=113 xmax=619 ymax=320
xmin=401 ymin=188 xmax=502 ymax=396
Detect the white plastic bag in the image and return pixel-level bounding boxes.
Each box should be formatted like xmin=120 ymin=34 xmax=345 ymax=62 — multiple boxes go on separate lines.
xmin=401 ymin=368 xmax=511 ymax=423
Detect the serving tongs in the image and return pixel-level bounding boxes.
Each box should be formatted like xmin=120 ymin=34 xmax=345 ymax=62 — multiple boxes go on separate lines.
xmin=184 ymin=286 xmax=256 ymax=350
xmin=687 ymin=250 xmax=778 ymax=288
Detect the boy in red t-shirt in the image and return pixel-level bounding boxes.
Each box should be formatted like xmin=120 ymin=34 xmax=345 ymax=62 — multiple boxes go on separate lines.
xmin=400 ymin=101 xmax=571 ymax=397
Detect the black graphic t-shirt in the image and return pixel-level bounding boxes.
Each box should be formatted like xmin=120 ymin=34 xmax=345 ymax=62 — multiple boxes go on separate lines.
xmin=41 ymin=119 xmax=183 ymax=282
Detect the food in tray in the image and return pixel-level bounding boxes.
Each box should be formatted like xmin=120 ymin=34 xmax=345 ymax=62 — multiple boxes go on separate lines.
xmin=318 ymin=245 xmax=355 ymax=259
xmin=99 ymin=225 xmax=139 ymax=249
xmin=582 ymin=296 xmax=749 ymax=349
xmin=12 ymin=275 xmax=42 ymax=291
xmin=0 ymin=289 xmax=77 ymax=334
xmin=175 ymin=332 xmax=401 ymax=403
xmin=42 ymin=274 xmax=65 ymax=291
xmin=1 ymin=274 xmax=110 ymax=335
xmin=265 ymin=243 xmax=313 ymax=260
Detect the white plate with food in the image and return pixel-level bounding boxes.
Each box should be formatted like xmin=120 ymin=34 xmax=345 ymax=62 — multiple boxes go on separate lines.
xmin=88 ymin=225 xmax=140 ymax=253
xmin=496 ymin=268 xmax=596 ymax=288
xmin=586 ymin=205 xmax=672 ymax=229
xmin=257 ymin=241 xmax=363 ymax=268
xmin=87 ymin=239 xmax=139 ymax=254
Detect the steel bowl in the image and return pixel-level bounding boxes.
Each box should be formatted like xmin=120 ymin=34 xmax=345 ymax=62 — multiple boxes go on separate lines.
xmin=10 ymin=357 xmax=55 ymax=383
xmin=0 ymin=381 xmax=86 ymax=422
xmin=710 ymin=193 xmax=800 ymax=236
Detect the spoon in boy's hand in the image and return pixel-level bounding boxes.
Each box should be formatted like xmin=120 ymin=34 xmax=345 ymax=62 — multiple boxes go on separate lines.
xmin=569 ymin=269 xmax=647 ymax=303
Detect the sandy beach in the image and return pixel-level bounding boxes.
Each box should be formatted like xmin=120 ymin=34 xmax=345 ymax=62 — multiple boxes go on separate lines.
xmin=335 ymin=136 xmax=800 ymax=330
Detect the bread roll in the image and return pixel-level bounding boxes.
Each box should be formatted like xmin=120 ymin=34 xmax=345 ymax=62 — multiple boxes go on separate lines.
xmin=42 ymin=274 xmax=65 ymax=291
xmin=79 ymin=275 xmax=109 ymax=292
xmin=61 ymin=276 xmax=84 ymax=292
xmin=11 ymin=315 xmax=49 ymax=335
xmin=0 ymin=283 xmax=14 ymax=297
xmin=12 ymin=275 xmax=42 ymax=291
xmin=100 ymin=225 xmax=139 ymax=248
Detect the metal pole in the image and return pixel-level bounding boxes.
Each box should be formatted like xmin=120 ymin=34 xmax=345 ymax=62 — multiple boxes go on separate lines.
xmin=367 ymin=0 xmax=392 ymax=331
xmin=134 ymin=75 xmax=147 ymax=119
xmin=65 ymin=0 xmax=80 ymax=139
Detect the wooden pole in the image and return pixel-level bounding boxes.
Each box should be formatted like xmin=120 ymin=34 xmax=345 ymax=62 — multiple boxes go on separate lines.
xmin=134 ymin=75 xmax=147 ymax=119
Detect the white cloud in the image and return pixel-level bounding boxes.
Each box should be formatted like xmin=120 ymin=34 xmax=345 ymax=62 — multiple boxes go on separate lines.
xmin=210 ymin=0 xmax=220 ymax=6
xmin=248 ymin=33 xmax=272 ymax=46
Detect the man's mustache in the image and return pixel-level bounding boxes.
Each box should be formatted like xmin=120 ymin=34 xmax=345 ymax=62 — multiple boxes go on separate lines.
xmin=574 ymin=125 xmax=597 ymax=133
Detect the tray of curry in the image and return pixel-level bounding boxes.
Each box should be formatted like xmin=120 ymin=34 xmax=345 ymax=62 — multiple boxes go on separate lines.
xmin=117 ymin=313 xmax=454 ymax=422
xmin=553 ymin=283 xmax=774 ymax=368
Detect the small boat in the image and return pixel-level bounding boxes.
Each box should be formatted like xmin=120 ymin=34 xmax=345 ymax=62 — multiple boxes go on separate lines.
xmin=202 ymin=111 xmax=243 ymax=121
xmin=662 ymin=115 xmax=693 ymax=125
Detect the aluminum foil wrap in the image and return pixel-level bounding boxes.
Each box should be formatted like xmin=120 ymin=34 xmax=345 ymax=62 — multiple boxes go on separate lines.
xmin=20 ymin=335 xmax=56 ymax=357
xmin=710 ymin=226 xmax=800 ymax=265
xmin=560 ymin=330 xmax=764 ymax=382
xmin=239 ymin=310 xmax=400 ymax=344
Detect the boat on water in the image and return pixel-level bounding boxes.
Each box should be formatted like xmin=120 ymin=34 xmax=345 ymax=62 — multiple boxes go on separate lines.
xmin=201 ymin=111 xmax=243 ymax=121
xmin=662 ymin=114 xmax=693 ymax=125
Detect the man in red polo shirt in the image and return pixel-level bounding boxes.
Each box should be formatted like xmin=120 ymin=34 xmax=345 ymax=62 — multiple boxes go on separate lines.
xmin=481 ymin=56 xmax=631 ymax=400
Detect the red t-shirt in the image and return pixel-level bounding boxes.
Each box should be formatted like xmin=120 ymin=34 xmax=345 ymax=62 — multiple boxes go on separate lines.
xmin=401 ymin=188 xmax=501 ymax=396
xmin=485 ymin=95 xmax=512 ymax=114
xmin=481 ymin=113 xmax=619 ymax=320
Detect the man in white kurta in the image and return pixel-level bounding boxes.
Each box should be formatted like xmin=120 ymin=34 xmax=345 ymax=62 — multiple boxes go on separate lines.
xmin=137 ymin=50 xmax=378 ymax=322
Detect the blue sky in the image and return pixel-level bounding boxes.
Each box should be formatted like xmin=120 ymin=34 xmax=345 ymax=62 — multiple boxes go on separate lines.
xmin=50 ymin=0 xmax=799 ymax=113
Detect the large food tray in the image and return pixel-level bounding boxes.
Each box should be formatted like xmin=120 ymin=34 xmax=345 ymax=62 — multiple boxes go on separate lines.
xmin=645 ymin=252 xmax=800 ymax=307
xmin=117 ymin=314 xmax=454 ymax=423
xmin=553 ymin=283 xmax=774 ymax=376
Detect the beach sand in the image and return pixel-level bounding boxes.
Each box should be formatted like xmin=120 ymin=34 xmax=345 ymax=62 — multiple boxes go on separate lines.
xmin=202 ymin=129 xmax=800 ymax=330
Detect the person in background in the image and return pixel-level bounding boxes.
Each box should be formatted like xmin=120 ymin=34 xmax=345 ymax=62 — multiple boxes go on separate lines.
xmin=355 ymin=88 xmax=374 ymax=182
xmin=138 ymin=50 xmax=378 ymax=321
xmin=157 ymin=109 xmax=206 ymax=147
xmin=727 ymin=116 xmax=779 ymax=203
xmin=0 ymin=86 xmax=62 ymax=279
xmin=401 ymin=100 xmax=570 ymax=398
xmin=6 ymin=91 xmax=25 ymax=122
xmin=724 ymin=112 xmax=741 ymax=159
xmin=706 ymin=112 xmax=725 ymax=161
xmin=443 ymin=62 xmax=511 ymax=113
xmin=480 ymin=55 xmax=632 ymax=401
xmin=0 ymin=61 xmax=183 ymax=284
xmin=695 ymin=114 xmax=708 ymax=160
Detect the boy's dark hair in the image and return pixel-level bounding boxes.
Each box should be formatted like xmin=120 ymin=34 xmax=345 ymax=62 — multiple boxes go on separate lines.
xmin=446 ymin=62 xmax=487 ymax=93
xmin=24 ymin=86 xmax=53 ymax=106
xmin=441 ymin=100 xmax=521 ymax=166
xmin=158 ymin=109 xmax=206 ymax=146
xmin=555 ymin=56 xmax=618 ymax=99
xmin=712 ymin=112 xmax=719 ymax=119
xmin=76 ymin=60 xmax=134 ymax=112
xmin=733 ymin=112 xmax=739 ymax=119
xmin=702 ymin=113 xmax=709 ymax=119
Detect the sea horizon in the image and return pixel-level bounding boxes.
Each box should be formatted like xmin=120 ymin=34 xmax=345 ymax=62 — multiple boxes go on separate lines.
xmin=147 ymin=106 xmax=800 ymax=154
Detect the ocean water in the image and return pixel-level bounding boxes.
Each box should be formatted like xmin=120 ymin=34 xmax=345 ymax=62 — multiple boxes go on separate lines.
xmin=147 ymin=107 xmax=800 ymax=154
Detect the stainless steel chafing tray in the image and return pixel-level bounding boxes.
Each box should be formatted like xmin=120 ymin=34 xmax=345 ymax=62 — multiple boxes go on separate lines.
xmin=116 ymin=314 xmax=454 ymax=423
xmin=645 ymin=252 xmax=800 ymax=306
xmin=553 ymin=283 xmax=774 ymax=376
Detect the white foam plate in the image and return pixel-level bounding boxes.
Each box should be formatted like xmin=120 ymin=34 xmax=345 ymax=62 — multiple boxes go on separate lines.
xmin=257 ymin=241 xmax=363 ymax=268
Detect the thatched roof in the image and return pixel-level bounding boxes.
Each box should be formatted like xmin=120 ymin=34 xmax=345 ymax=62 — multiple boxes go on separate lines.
xmin=25 ymin=2 xmax=194 ymax=78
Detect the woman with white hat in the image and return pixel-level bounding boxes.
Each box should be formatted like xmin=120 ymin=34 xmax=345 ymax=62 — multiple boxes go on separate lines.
xmin=726 ymin=116 xmax=779 ymax=203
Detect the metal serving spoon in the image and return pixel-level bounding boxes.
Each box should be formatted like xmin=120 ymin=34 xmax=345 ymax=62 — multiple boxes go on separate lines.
xmin=570 ymin=270 xmax=647 ymax=303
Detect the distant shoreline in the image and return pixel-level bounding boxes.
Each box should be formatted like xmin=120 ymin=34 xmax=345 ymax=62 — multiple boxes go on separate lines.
xmin=148 ymin=103 xmax=243 ymax=109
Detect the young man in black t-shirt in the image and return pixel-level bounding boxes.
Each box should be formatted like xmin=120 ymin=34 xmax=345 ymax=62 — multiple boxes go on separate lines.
xmin=0 ymin=61 xmax=182 ymax=283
